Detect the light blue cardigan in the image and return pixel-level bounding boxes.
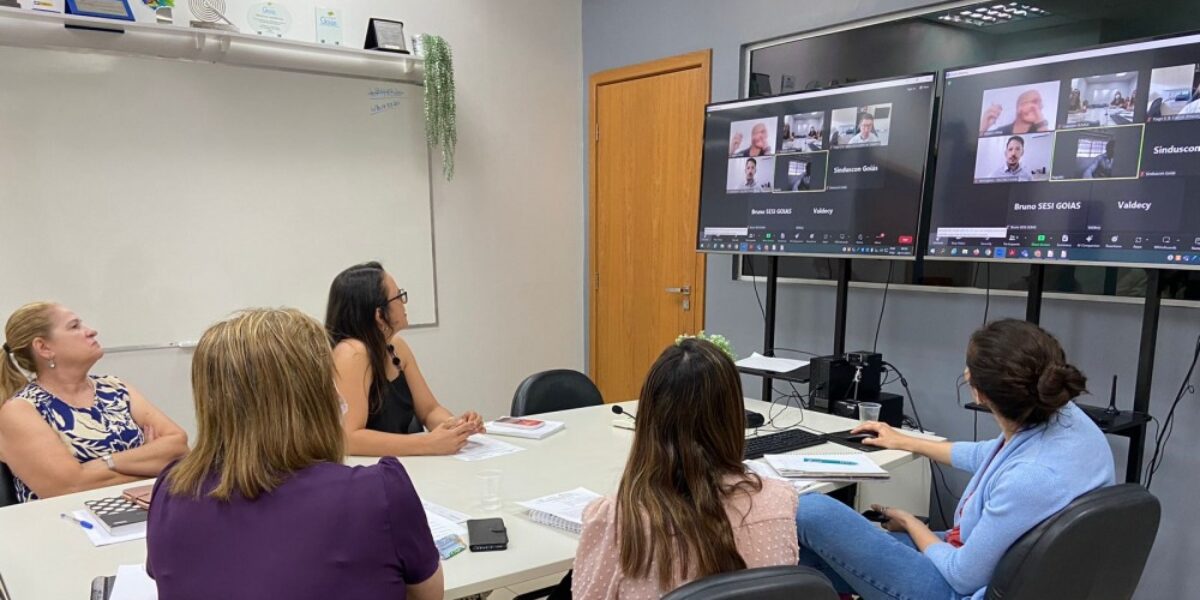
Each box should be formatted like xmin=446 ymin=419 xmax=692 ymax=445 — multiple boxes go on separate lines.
xmin=924 ymin=402 xmax=1115 ymax=599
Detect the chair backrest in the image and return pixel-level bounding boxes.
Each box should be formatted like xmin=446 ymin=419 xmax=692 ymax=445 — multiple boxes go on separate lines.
xmin=986 ymin=483 xmax=1160 ymax=600
xmin=0 ymin=462 xmax=17 ymax=508
xmin=662 ymin=566 xmax=838 ymax=600
xmin=510 ymin=369 xmax=603 ymax=417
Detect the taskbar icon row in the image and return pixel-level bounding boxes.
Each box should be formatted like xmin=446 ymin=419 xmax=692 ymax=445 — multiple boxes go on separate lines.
xmin=699 ymin=241 xmax=913 ymax=256
xmin=931 ymin=246 xmax=1071 ymax=260
xmin=930 ymin=246 xmax=1200 ymax=264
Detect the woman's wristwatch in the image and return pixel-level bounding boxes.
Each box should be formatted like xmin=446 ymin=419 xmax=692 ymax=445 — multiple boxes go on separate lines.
xmin=102 ymin=454 xmax=116 ymax=471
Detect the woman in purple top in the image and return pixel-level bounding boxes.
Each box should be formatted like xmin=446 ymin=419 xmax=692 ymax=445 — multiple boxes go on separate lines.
xmin=146 ymin=308 xmax=443 ymax=600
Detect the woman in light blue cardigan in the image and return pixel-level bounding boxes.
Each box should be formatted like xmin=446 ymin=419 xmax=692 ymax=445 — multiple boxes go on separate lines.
xmin=795 ymin=319 xmax=1114 ymax=600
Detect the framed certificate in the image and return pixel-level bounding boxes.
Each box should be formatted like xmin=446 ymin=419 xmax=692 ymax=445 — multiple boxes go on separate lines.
xmin=66 ymin=0 xmax=134 ymax=20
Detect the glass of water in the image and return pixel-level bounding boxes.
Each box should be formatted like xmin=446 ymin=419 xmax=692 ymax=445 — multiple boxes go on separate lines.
xmin=478 ymin=469 xmax=503 ymax=511
xmin=858 ymin=402 xmax=882 ymax=423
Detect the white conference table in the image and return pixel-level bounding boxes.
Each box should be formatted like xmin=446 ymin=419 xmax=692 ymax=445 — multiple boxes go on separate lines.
xmin=0 ymin=398 xmax=929 ymax=599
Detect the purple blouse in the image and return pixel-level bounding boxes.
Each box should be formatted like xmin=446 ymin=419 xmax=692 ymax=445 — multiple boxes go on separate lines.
xmin=146 ymin=457 xmax=439 ymax=600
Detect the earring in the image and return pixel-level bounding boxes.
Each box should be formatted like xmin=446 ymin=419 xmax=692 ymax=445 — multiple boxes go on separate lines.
xmin=49 ymin=359 xmax=56 ymax=369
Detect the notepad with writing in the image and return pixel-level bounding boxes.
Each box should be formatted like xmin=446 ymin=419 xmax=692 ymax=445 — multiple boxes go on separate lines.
xmin=763 ymin=453 xmax=890 ymax=481
xmin=517 ymin=487 xmax=603 ymax=534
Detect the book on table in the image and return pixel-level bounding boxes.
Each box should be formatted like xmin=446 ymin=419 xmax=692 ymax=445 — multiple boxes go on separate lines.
xmin=83 ymin=496 xmax=149 ymax=536
xmin=485 ymin=417 xmax=566 ymax=440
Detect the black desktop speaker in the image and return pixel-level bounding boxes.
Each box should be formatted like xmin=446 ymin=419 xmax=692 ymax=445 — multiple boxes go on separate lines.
xmin=831 ymin=392 xmax=904 ymax=427
xmin=809 ymin=355 xmax=855 ymax=412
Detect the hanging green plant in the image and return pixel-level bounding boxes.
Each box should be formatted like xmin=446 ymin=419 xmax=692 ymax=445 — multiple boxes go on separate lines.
xmin=420 ymin=33 xmax=457 ymax=181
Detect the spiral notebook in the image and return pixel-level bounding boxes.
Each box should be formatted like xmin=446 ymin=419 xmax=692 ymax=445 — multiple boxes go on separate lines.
xmin=517 ymin=487 xmax=603 ymax=534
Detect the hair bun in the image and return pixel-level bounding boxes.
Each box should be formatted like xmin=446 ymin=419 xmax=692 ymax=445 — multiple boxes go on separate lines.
xmin=1036 ymin=363 xmax=1087 ymax=411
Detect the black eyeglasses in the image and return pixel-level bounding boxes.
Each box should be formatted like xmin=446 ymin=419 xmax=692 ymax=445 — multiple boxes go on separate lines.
xmin=382 ymin=289 xmax=408 ymax=307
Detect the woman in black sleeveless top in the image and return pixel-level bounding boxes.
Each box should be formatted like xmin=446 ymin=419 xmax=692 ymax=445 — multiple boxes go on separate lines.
xmin=326 ymin=262 xmax=485 ymax=456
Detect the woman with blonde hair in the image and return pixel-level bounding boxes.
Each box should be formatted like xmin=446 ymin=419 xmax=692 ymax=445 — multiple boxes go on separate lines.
xmin=571 ymin=338 xmax=799 ymax=598
xmin=0 ymin=302 xmax=187 ymax=501
xmin=146 ymin=308 xmax=443 ymax=600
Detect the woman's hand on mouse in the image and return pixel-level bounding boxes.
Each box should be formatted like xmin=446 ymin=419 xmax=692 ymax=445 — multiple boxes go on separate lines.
xmin=850 ymin=421 xmax=911 ymax=451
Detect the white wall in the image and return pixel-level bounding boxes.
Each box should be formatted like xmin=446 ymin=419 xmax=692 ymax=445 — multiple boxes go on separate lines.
xmin=80 ymin=0 xmax=586 ymax=437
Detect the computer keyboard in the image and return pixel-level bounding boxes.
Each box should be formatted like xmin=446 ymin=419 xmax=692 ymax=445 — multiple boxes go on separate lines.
xmin=743 ymin=428 xmax=826 ymax=459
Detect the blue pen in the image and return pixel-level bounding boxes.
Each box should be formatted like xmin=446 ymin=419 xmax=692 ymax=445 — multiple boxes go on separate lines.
xmin=802 ymin=457 xmax=857 ymax=466
xmin=60 ymin=513 xmax=94 ymax=530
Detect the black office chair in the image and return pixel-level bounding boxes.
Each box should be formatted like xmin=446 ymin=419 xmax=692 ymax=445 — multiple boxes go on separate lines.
xmin=986 ymin=483 xmax=1160 ymax=600
xmin=510 ymin=369 xmax=602 ymax=417
xmin=662 ymin=566 xmax=838 ymax=600
xmin=0 ymin=462 xmax=17 ymax=508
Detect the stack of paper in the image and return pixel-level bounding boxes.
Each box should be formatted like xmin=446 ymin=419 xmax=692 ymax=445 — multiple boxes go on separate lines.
xmin=744 ymin=460 xmax=824 ymax=495
xmin=423 ymin=501 xmax=470 ymax=540
xmin=109 ymin=564 xmax=157 ymax=600
xmin=735 ymin=352 xmax=809 ymax=373
xmin=485 ymin=419 xmax=566 ymax=440
xmin=763 ymin=453 xmax=890 ymax=481
xmin=517 ymin=487 xmax=603 ymax=534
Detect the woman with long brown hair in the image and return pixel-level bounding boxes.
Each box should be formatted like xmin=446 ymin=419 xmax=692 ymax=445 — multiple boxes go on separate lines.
xmin=146 ymin=308 xmax=443 ymax=600
xmin=572 ymin=338 xmax=799 ymax=598
xmin=326 ymin=262 xmax=484 ymax=456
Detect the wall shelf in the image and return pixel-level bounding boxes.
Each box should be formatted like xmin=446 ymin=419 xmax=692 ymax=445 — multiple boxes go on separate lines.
xmin=0 ymin=6 xmax=423 ymax=83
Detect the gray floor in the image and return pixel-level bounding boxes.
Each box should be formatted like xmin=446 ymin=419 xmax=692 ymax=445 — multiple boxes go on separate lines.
xmin=487 ymin=571 xmax=569 ymax=600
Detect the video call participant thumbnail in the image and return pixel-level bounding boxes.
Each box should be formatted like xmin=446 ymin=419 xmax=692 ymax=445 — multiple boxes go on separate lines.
xmin=1065 ymin=72 xmax=1139 ymax=128
xmin=1146 ymin=64 xmax=1200 ymax=121
xmin=726 ymin=156 xmax=775 ymax=193
xmin=994 ymin=136 xmax=1033 ymax=181
xmin=782 ymin=111 xmax=825 ymax=152
xmin=979 ymin=82 xmax=1059 ymax=136
xmin=1050 ymin=125 xmax=1144 ymax=180
xmin=776 ymin=153 xmax=828 ymax=192
xmin=728 ymin=118 xmax=777 ymax=157
xmin=847 ymin=112 xmax=880 ymax=145
xmin=830 ymin=105 xmax=891 ymax=148
xmin=973 ymin=133 xmax=1052 ymax=184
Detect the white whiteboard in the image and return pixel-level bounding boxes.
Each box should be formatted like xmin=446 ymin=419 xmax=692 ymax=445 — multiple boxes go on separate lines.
xmin=0 ymin=45 xmax=436 ymax=348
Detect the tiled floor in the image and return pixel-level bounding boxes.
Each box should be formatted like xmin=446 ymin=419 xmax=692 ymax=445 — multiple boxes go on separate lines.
xmin=483 ymin=571 xmax=569 ymax=600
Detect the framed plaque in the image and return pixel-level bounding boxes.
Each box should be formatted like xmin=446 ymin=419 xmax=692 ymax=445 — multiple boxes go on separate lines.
xmin=315 ymin=6 xmax=343 ymax=46
xmin=248 ymin=2 xmax=292 ymax=38
xmin=66 ymin=0 xmax=134 ymax=20
xmin=364 ymin=18 xmax=409 ymax=54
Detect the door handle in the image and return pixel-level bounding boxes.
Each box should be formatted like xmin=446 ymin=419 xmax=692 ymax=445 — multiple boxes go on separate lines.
xmin=666 ymin=286 xmax=692 ymax=311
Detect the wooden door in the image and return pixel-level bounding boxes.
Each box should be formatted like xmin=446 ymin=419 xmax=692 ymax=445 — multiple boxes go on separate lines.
xmin=589 ymin=51 xmax=711 ymax=403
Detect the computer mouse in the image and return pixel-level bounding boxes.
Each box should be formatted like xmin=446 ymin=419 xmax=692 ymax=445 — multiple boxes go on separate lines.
xmin=846 ymin=432 xmax=878 ymax=443
xmin=861 ymin=509 xmax=890 ymax=523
